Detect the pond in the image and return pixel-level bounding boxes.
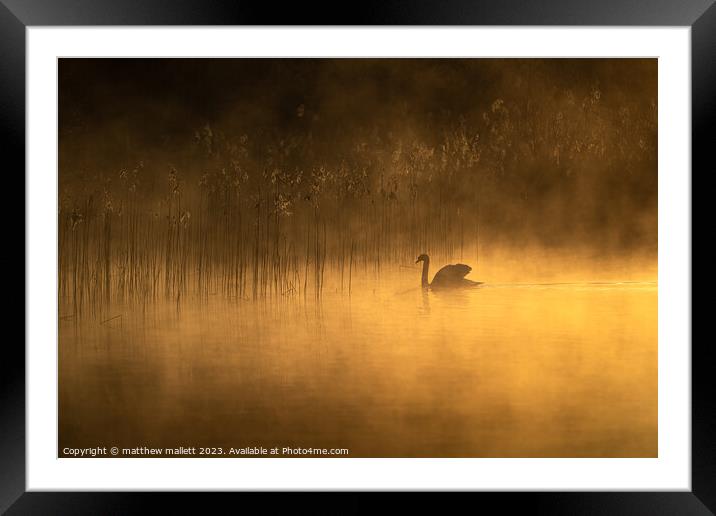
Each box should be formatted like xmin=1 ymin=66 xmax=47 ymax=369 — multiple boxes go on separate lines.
xmin=59 ymin=267 xmax=657 ymax=457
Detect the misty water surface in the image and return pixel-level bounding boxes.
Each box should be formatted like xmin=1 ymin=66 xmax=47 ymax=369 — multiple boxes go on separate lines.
xmin=59 ymin=267 xmax=657 ymax=458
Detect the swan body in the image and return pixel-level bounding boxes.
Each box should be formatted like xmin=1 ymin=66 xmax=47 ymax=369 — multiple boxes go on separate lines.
xmin=416 ymin=254 xmax=482 ymax=289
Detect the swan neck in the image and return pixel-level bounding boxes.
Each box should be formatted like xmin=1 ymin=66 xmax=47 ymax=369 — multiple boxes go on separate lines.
xmin=421 ymin=258 xmax=430 ymax=288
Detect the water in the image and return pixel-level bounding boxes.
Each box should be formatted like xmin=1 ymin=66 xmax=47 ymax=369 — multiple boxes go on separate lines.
xmin=59 ymin=270 xmax=657 ymax=457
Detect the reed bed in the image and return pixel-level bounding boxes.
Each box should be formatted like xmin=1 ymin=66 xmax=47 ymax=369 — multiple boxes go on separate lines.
xmin=59 ymin=172 xmax=478 ymax=315
xmin=59 ymin=89 xmax=656 ymax=316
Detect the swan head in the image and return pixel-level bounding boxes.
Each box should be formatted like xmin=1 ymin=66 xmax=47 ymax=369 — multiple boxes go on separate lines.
xmin=415 ymin=254 xmax=429 ymax=264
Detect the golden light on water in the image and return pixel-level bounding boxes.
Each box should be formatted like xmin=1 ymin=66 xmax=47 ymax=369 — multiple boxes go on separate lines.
xmin=60 ymin=260 xmax=656 ymax=457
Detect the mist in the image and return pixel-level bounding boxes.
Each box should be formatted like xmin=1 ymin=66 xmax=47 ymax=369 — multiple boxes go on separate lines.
xmin=58 ymin=58 xmax=658 ymax=458
xmin=58 ymin=58 xmax=657 ymax=307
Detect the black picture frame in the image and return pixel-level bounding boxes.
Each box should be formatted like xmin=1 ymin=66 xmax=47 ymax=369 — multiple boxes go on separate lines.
xmin=4 ymin=1 xmax=707 ymax=513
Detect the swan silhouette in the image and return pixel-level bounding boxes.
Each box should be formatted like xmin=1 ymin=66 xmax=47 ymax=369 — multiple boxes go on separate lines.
xmin=416 ymin=254 xmax=482 ymax=289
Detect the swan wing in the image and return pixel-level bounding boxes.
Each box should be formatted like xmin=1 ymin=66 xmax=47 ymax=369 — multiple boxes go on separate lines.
xmin=432 ymin=263 xmax=472 ymax=286
xmin=452 ymin=263 xmax=472 ymax=277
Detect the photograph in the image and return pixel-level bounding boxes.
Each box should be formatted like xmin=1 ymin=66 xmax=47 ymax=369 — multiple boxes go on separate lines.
xmin=58 ymin=57 xmax=658 ymax=459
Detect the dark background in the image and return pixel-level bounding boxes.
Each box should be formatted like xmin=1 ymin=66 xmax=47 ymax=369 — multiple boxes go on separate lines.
xmin=59 ymin=58 xmax=658 ymax=254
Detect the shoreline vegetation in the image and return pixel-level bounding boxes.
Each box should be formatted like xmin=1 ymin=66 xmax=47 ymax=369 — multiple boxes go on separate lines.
xmin=59 ymin=60 xmax=657 ymax=315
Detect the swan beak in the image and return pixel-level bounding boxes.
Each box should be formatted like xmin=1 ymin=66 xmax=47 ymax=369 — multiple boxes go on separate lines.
xmin=415 ymin=259 xmax=420 ymax=263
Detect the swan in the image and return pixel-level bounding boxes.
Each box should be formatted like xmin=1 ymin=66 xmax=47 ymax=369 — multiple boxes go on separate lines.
xmin=415 ymin=254 xmax=482 ymax=289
